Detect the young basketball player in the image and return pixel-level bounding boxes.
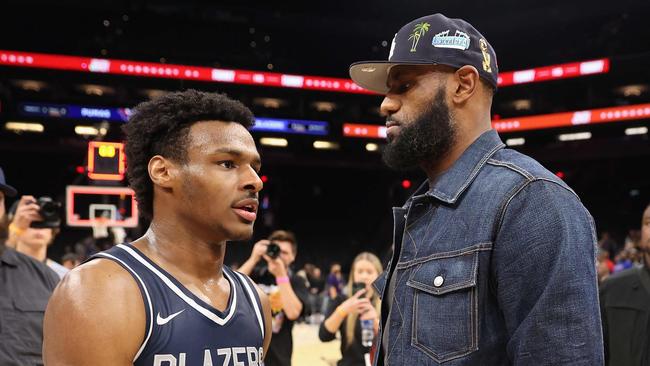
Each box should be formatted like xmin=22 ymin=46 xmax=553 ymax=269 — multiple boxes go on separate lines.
xmin=43 ymin=90 xmax=272 ymax=366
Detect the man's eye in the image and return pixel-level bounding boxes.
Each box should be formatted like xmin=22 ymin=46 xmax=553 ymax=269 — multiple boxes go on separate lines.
xmin=399 ymin=83 xmax=412 ymax=92
xmin=218 ymin=161 xmax=236 ymax=169
xmin=392 ymin=82 xmax=412 ymax=94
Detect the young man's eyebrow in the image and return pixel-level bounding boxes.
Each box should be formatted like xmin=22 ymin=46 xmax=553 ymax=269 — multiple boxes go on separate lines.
xmin=209 ymin=148 xmax=261 ymax=167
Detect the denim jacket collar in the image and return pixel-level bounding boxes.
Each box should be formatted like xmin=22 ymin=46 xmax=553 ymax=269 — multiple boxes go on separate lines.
xmin=409 ymin=129 xmax=505 ymax=205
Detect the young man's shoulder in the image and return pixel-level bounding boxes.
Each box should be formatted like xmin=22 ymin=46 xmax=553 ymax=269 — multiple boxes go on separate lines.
xmin=43 ymin=255 xmax=147 ymax=364
xmin=56 ymin=257 xmax=143 ymax=305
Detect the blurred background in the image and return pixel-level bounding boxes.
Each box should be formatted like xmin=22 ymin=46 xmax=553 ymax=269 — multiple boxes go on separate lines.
xmin=1 ymin=0 xmax=649 ymax=271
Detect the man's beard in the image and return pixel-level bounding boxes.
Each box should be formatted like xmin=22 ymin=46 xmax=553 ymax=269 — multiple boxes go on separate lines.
xmin=382 ymin=88 xmax=456 ymax=171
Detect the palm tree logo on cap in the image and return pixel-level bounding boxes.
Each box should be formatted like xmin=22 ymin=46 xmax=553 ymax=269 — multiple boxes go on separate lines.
xmin=409 ymin=22 xmax=430 ymax=52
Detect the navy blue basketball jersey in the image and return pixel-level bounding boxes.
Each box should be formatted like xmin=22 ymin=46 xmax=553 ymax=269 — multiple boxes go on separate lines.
xmin=89 ymin=243 xmax=265 ymax=366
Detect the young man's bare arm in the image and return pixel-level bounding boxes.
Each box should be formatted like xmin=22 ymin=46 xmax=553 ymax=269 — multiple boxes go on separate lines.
xmin=255 ymin=284 xmax=273 ymax=358
xmin=43 ymin=259 xmax=146 ymax=366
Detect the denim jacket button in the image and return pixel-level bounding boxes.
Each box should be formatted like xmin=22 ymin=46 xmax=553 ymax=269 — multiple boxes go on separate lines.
xmin=433 ymin=275 xmax=444 ymax=287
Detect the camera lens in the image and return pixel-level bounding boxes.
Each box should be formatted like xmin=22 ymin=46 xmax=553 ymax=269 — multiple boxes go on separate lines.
xmin=266 ymin=242 xmax=281 ymax=259
xmin=31 ymin=196 xmax=62 ymax=228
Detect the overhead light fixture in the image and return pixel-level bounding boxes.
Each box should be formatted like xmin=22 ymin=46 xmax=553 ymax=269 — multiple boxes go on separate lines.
xmin=12 ymin=79 xmax=47 ymax=92
xmin=511 ymin=99 xmax=532 ymax=111
xmin=558 ymin=132 xmax=591 ymax=141
xmin=5 ymin=121 xmax=44 ymax=133
xmin=365 ymin=143 xmax=379 ymax=152
xmin=312 ymin=101 xmax=337 ymax=112
xmin=75 ymin=126 xmax=99 ymax=136
xmin=616 ymin=84 xmax=648 ymax=97
xmin=253 ymin=98 xmax=287 ymax=109
xmin=143 ymin=89 xmax=168 ymax=99
xmin=313 ymin=141 xmax=339 ymax=150
xmin=625 ymin=126 xmax=648 ymax=136
xmin=505 ymin=138 xmax=525 ymax=146
xmin=259 ymin=137 xmax=288 ymax=147
xmin=78 ymin=84 xmax=115 ymax=96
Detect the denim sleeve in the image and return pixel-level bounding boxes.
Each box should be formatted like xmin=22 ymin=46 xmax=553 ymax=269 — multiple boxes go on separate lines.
xmin=493 ymin=179 xmax=604 ymax=365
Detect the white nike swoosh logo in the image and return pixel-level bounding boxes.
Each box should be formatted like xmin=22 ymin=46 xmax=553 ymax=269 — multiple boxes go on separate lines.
xmin=156 ymin=309 xmax=185 ymax=325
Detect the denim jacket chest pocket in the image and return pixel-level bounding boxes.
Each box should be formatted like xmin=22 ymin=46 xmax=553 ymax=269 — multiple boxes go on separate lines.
xmin=405 ymin=248 xmax=480 ymax=363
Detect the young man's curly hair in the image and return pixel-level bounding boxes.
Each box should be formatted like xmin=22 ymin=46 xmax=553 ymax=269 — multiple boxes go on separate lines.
xmin=122 ymin=89 xmax=255 ymax=220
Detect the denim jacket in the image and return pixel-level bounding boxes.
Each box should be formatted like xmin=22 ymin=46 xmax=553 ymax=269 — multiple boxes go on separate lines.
xmin=374 ymin=129 xmax=603 ymax=365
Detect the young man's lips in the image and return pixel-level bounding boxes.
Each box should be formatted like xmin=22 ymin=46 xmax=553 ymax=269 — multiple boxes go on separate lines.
xmin=233 ymin=208 xmax=257 ymax=222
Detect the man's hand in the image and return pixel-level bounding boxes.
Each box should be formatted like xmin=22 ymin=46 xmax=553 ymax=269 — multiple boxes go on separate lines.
xmin=238 ymin=239 xmax=270 ymax=276
xmin=250 ymin=240 xmax=270 ymax=262
xmin=262 ymin=253 xmax=288 ymax=278
xmin=11 ymin=195 xmax=41 ymax=230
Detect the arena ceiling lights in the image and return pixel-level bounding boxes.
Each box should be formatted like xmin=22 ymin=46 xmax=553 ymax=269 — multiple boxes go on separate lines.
xmin=0 ymin=50 xmax=609 ymax=94
xmin=343 ymin=102 xmax=650 ymax=138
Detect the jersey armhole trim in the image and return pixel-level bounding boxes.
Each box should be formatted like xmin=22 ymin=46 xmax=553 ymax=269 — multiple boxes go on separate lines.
xmin=234 ymin=271 xmax=265 ymax=341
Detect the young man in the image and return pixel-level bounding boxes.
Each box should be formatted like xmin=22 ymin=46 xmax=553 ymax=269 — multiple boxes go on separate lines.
xmin=600 ymin=202 xmax=650 ymax=365
xmin=44 ymin=90 xmax=272 ymax=366
xmin=239 ymin=230 xmax=310 ymax=366
xmin=349 ymin=13 xmax=603 ymax=365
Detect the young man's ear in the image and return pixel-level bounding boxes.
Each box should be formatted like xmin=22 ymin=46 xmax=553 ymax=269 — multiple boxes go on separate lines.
xmin=148 ymin=155 xmax=177 ymax=189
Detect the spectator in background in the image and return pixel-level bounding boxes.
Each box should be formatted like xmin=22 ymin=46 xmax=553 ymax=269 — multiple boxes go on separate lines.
xmin=613 ymin=247 xmax=636 ymax=273
xmin=600 ymin=201 xmax=650 ymax=365
xmin=0 ymin=167 xmax=59 ymax=365
xmin=239 ymin=230 xmax=310 ymax=366
xmin=597 ymin=248 xmax=614 ymax=283
xmin=320 ymin=252 xmax=383 ymax=366
xmin=327 ymin=262 xmax=345 ymax=299
xmin=60 ymin=253 xmax=80 ymax=270
xmin=307 ymin=264 xmax=325 ymax=319
xmin=5 ymin=196 xmax=68 ymax=279
xmin=323 ymin=262 xmax=345 ymax=315
xmin=599 ymin=231 xmax=619 ymax=260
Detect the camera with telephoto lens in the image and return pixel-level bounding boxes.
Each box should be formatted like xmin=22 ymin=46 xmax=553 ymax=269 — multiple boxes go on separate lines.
xmin=31 ymin=196 xmax=62 ymax=228
xmin=266 ymin=242 xmax=281 ymax=259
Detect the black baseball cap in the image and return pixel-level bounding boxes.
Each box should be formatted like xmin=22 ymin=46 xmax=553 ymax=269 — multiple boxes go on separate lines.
xmin=0 ymin=167 xmax=17 ymax=197
xmin=350 ymin=13 xmax=498 ymax=94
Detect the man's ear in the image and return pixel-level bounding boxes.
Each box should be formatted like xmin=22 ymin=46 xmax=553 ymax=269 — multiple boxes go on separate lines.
xmin=452 ymin=65 xmax=480 ymax=104
xmin=148 ymin=155 xmax=177 ymax=189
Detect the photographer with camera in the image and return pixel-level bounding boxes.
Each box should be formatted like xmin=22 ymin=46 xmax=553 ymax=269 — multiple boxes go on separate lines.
xmin=6 ymin=195 xmax=68 ymax=278
xmin=239 ymin=230 xmax=310 ymax=366
xmin=0 ymin=168 xmax=60 ymax=365
xmin=319 ymin=252 xmax=382 ymax=366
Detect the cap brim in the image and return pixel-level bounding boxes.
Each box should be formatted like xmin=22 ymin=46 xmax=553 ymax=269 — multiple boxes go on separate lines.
xmin=0 ymin=183 xmax=17 ymax=197
xmin=349 ymin=60 xmax=441 ymax=94
xmin=349 ymin=61 xmax=396 ymax=94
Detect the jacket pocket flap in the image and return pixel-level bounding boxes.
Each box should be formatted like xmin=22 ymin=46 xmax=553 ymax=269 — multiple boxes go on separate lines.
xmin=406 ymin=250 xmax=478 ymax=296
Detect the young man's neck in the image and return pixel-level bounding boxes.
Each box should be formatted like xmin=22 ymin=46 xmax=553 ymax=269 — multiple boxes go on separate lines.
xmin=139 ymin=215 xmax=227 ymax=281
xmin=16 ymin=241 xmax=47 ymax=262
